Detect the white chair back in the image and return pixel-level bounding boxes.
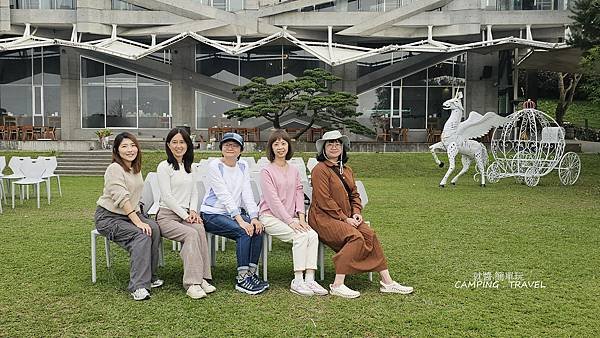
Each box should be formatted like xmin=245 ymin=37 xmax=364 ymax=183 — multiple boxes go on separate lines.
xmin=250 ymin=180 xmax=261 ymax=205
xmin=20 ymin=158 xmax=46 ymax=179
xmin=195 ymin=180 xmax=207 ymax=211
xmin=38 ymin=156 xmax=58 ymax=176
xmin=141 ymin=172 xmax=161 ymax=215
xmin=256 ymin=157 xmax=269 ymax=170
xmin=355 ymin=180 xmax=368 ymax=208
xmin=288 ymin=160 xmax=308 ymax=183
xmin=0 ymin=156 xmax=5 ymax=175
xmin=307 ymin=157 xmax=318 ymax=173
xmin=8 ymin=156 xmax=29 ymax=176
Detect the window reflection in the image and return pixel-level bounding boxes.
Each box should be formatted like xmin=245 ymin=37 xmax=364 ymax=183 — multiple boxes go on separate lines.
xmin=81 ymin=57 xmax=170 ymax=129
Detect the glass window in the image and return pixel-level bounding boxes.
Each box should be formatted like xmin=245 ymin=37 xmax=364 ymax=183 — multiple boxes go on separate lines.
xmin=0 ymin=50 xmax=32 ymax=85
xmin=239 ymin=45 xmax=283 ymax=84
xmin=81 ymin=57 xmax=170 ymax=129
xmin=402 ymin=69 xmax=427 ymax=86
xmin=427 ymin=61 xmax=454 ymax=86
xmin=43 ymin=85 xmax=61 ymax=127
xmin=401 ymin=87 xmax=426 ymax=128
xmin=196 ymin=91 xmax=243 ymax=129
xmin=0 ymin=85 xmax=33 ymax=124
xmin=283 ymin=47 xmax=324 ymax=80
xmin=138 ymin=83 xmax=170 ymax=128
xmin=427 ymin=87 xmax=452 ymax=129
xmin=112 ymin=0 xmax=145 ymax=10
xmin=82 ymin=86 xmax=104 ymax=128
xmin=195 ymin=44 xmax=240 ymax=85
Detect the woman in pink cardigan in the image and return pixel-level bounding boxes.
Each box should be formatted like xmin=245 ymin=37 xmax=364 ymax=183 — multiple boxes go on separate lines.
xmin=259 ymin=129 xmax=328 ymax=296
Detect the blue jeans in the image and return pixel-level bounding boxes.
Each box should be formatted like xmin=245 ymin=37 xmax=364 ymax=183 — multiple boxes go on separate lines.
xmin=202 ymin=213 xmax=263 ymax=270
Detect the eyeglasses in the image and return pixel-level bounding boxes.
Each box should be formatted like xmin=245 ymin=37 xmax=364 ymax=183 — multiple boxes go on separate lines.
xmin=326 ymin=142 xmax=342 ymax=148
xmin=222 ymin=143 xmax=240 ymax=149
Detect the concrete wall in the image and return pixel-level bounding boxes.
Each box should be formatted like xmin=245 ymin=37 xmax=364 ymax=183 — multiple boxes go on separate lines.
xmin=466 ymin=52 xmax=499 ymax=114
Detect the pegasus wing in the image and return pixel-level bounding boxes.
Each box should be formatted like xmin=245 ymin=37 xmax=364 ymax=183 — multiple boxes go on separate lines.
xmin=456 ymin=112 xmax=510 ymax=140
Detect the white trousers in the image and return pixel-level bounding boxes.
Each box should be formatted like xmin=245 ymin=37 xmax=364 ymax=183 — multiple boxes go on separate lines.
xmin=260 ymin=214 xmax=319 ymax=272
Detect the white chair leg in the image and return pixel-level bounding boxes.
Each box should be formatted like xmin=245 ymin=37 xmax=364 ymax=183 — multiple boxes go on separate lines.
xmin=56 ymin=175 xmax=62 ymax=197
xmin=46 ymin=180 xmax=51 ymax=204
xmin=262 ymin=234 xmax=268 ymax=282
xmin=221 ymin=235 xmax=226 ymax=251
xmin=177 ymin=242 xmax=182 ymax=251
xmin=104 ymin=237 xmax=111 ymax=268
xmin=11 ymin=182 xmax=14 ymax=209
xmin=91 ymin=231 xmax=97 ymax=283
xmin=172 ymin=240 xmax=177 ymax=251
xmin=158 ymin=239 xmax=165 ymax=267
xmin=369 ymin=272 xmax=373 ymax=282
xmin=268 ymin=234 xmax=272 ymax=252
xmin=36 ymin=183 xmax=40 ymax=208
xmin=318 ymin=241 xmax=325 ymax=281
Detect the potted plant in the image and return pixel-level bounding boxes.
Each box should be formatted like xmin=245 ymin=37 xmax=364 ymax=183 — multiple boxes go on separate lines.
xmin=95 ymin=128 xmax=113 ymax=149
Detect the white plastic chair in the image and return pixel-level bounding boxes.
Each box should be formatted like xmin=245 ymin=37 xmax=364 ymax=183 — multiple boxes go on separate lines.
xmin=0 ymin=156 xmax=6 ymax=204
xmin=307 ymin=157 xmax=318 ymax=173
xmin=11 ymin=158 xmax=50 ymax=209
xmin=317 ymin=180 xmax=372 ymax=282
xmin=3 ymin=157 xmax=28 ymax=196
xmin=91 ymin=228 xmax=164 ymax=283
xmin=39 ymin=156 xmax=62 ymax=197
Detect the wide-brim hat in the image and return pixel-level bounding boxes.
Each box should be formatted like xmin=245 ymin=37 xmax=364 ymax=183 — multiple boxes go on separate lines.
xmin=315 ymin=130 xmax=350 ymax=154
xmin=220 ymin=132 xmax=244 ymax=151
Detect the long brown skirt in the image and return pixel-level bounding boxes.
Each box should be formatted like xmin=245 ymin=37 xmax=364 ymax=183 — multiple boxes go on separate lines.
xmin=312 ymin=220 xmax=388 ymax=275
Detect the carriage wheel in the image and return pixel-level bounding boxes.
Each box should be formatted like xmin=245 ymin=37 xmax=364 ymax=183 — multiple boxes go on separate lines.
xmin=524 ymin=167 xmax=540 ymax=187
xmin=559 ymin=152 xmax=581 ymax=185
xmin=486 ymin=163 xmax=500 ymax=184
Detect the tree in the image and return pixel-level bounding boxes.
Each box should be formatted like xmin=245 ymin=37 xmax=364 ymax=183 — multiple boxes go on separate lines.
xmin=225 ymin=68 xmax=372 ymax=139
xmin=566 ymin=0 xmax=600 ymax=108
xmin=554 ymin=72 xmax=582 ymax=125
xmin=580 ymin=46 xmax=600 ymax=104
xmin=568 ymin=0 xmax=600 ymax=50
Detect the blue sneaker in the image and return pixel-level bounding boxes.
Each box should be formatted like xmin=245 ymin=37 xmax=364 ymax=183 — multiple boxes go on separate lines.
xmin=249 ymin=273 xmax=270 ymax=290
xmin=235 ymin=275 xmax=266 ymax=295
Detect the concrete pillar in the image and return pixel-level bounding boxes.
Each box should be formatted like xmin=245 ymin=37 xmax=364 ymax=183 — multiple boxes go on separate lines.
xmin=465 ymin=52 xmax=498 ymax=114
xmin=0 ymin=0 xmax=10 ymax=31
xmin=59 ymin=47 xmax=82 ymax=140
xmin=169 ymin=41 xmax=197 ymax=130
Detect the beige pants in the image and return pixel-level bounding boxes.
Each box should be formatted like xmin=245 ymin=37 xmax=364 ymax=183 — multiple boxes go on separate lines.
xmin=156 ymin=208 xmax=212 ymax=289
xmin=260 ymin=214 xmax=319 ymax=271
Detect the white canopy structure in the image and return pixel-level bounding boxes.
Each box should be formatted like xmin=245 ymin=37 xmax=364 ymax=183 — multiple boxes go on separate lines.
xmin=0 ymin=23 xmax=570 ymax=66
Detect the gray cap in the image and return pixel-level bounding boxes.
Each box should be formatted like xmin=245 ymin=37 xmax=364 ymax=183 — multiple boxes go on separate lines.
xmin=220 ymin=132 xmax=244 ymax=151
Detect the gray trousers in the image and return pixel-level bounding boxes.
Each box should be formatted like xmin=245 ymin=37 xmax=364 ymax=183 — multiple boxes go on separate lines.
xmin=94 ymin=206 xmax=161 ymax=292
xmin=156 ymin=208 xmax=212 ymax=289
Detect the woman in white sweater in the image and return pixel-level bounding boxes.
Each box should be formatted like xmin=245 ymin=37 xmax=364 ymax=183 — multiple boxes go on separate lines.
xmin=95 ymin=132 xmax=162 ymax=301
xmin=156 ymin=128 xmax=215 ymax=299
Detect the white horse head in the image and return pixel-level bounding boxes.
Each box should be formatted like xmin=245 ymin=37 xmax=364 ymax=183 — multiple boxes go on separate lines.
xmin=442 ymin=91 xmax=464 ymax=112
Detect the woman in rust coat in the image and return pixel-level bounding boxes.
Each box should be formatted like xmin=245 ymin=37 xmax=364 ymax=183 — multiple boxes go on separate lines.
xmin=308 ymin=130 xmax=414 ymax=298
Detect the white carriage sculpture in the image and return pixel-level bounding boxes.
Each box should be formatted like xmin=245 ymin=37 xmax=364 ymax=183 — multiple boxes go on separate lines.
xmin=486 ymin=101 xmax=581 ymax=187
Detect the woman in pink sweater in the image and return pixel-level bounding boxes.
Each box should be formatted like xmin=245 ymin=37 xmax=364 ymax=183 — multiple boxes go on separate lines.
xmin=259 ymin=129 xmax=328 ymax=296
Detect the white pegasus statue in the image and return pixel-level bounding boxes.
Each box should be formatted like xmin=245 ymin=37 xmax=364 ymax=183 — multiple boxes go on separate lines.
xmin=429 ymin=91 xmax=509 ymax=187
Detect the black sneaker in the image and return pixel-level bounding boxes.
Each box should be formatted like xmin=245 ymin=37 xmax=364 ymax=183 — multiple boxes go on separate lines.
xmin=249 ymin=273 xmax=270 ymax=290
xmin=235 ymin=276 xmax=266 ymax=295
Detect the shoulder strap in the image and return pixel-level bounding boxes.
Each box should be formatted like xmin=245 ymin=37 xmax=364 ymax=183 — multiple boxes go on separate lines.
xmin=328 ymin=165 xmax=352 ymax=200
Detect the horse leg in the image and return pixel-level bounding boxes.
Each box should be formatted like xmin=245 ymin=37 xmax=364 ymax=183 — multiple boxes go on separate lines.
xmin=451 ymin=155 xmax=472 ymax=185
xmin=475 ymin=146 xmax=487 ymax=187
xmin=429 ymin=142 xmax=445 ymax=168
xmin=440 ymin=144 xmax=457 ymax=187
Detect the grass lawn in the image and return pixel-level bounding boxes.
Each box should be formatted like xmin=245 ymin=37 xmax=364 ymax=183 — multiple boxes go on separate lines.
xmin=0 ymin=151 xmax=599 ymax=336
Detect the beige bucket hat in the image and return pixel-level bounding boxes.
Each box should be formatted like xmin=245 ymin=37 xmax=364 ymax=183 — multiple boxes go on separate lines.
xmin=315 ymin=130 xmax=350 ymax=154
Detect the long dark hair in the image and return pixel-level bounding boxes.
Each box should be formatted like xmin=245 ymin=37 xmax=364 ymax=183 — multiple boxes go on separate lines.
xmin=266 ymin=129 xmax=293 ymax=162
xmin=165 ymin=127 xmax=194 ymax=173
xmin=316 ymin=141 xmax=349 ymax=164
xmin=112 ymin=132 xmax=142 ymax=174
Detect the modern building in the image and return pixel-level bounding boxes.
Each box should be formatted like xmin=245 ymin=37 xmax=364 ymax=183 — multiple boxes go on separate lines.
xmin=0 ymin=0 xmax=575 ymax=143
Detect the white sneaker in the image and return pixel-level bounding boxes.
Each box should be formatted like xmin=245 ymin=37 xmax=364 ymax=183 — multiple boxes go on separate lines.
xmin=150 ymin=279 xmax=164 ymax=288
xmin=200 ymin=280 xmax=216 ymax=294
xmin=329 ymin=284 xmax=360 ymax=299
xmin=186 ymin=285 xmax=207 ymax=299
xmin=290 ymin=279 xmax=314 ymax=296
xmin=131 ymin=288 xmax=150 ymax=301
xmin=305 ymin=281 xmax=328 ymax=296
xmin=380 ymin=281 xmax=413 ymax=294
